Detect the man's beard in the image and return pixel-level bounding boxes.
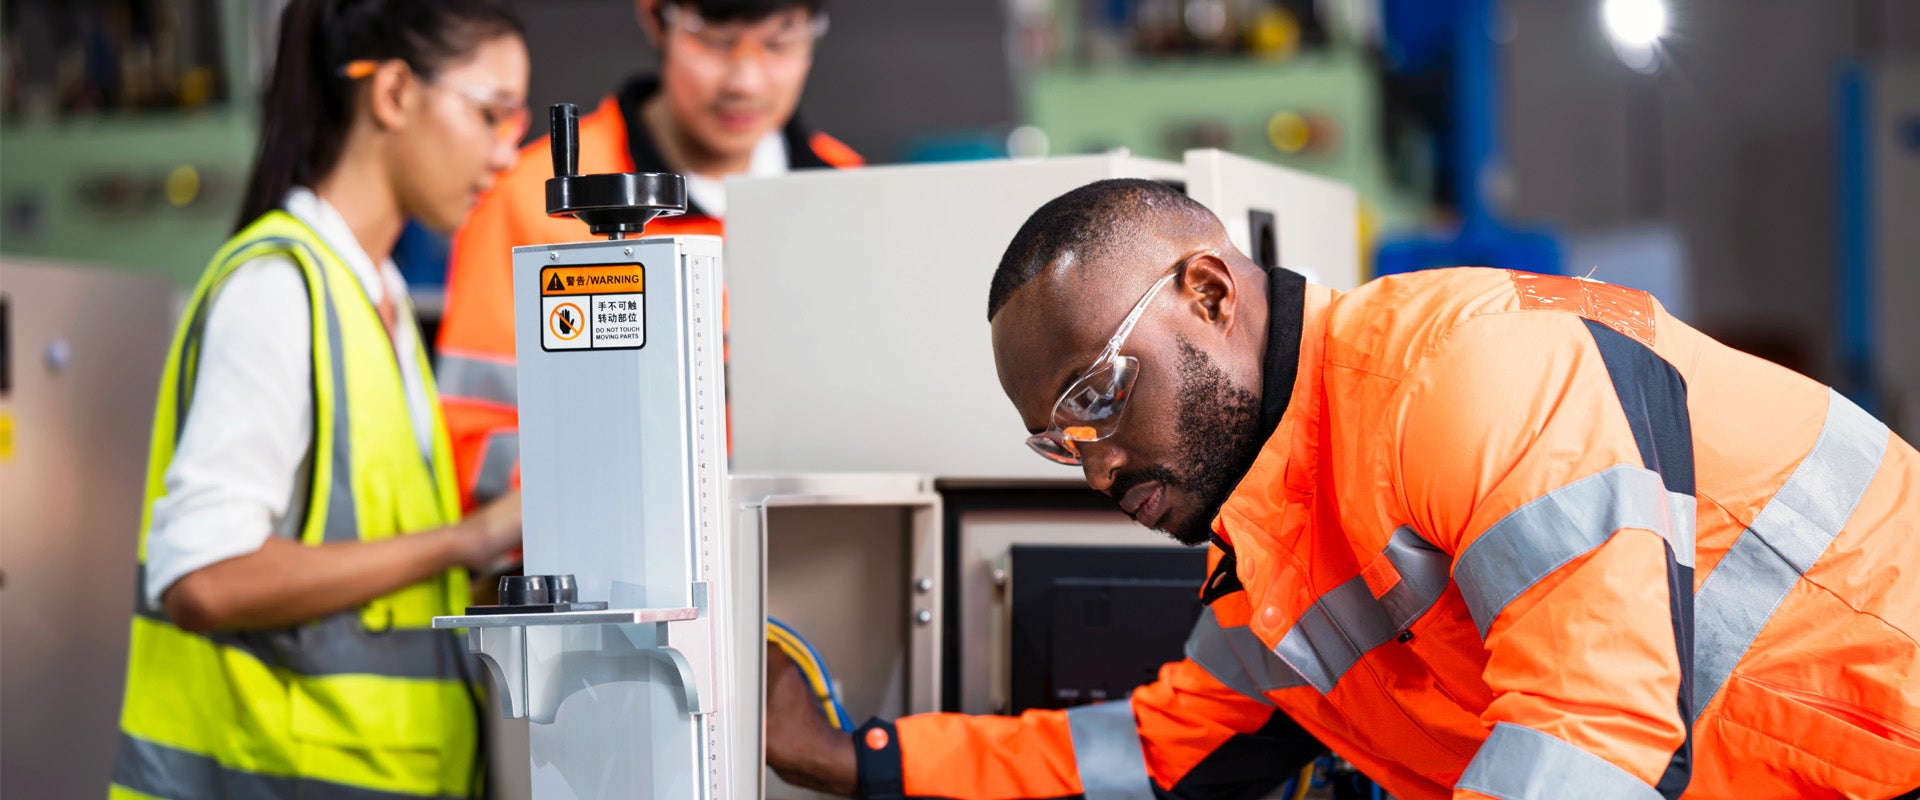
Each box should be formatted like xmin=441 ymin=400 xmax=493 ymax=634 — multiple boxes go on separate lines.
xmin=1125 ymin=339 xmax=1267 ymax=546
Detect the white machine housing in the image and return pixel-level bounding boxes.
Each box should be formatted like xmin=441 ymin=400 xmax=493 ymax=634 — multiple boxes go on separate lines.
xmin=724 ymin=149 xmax=1359 ymax=480
xmin=438 ymin=234 xmax=738 ymax=799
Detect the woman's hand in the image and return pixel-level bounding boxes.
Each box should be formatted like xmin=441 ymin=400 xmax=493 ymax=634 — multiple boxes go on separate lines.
xmin=454 ymin=489 xmax=523 ymax=571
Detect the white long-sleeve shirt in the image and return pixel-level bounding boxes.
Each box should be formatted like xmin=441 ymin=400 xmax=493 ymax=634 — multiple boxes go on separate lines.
xmin=143 ymin=188 xmax=435 ymax=608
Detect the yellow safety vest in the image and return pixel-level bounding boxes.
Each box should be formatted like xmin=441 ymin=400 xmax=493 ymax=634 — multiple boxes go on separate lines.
xmin=110 ymin=211 xmax=477 ymax=800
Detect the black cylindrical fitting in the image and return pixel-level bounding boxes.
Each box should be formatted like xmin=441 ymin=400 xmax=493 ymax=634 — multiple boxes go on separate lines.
xmin=498 ymin=574 xmax=553 ymax=606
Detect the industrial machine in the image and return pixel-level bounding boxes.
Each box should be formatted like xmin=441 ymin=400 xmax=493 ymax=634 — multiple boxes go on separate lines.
xmin=429 ymin=102 xmax=742 ymax=798
xmin=1005 ymin=545 xmax=1209 ymax=713
xmin=438 ymin=106 xmax=943 ymax=800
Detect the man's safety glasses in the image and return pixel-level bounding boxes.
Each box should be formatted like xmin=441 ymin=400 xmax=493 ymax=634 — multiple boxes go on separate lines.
xmin=662 ymin=5 xmax=829 ymax=68
xmin=1025 ymin=252 xmax=1210 ymax=466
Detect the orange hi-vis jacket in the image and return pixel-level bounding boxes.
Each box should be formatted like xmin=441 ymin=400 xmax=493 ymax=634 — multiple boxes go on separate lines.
xmin=435 ymin=78 xmax=861 ymax=507
xmin=853 ymin=267 xmax=1920 ymax=800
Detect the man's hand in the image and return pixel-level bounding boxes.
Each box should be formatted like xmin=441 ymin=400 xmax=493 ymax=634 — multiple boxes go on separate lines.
xmin=766 ymin=642 xmax=858 ymax=795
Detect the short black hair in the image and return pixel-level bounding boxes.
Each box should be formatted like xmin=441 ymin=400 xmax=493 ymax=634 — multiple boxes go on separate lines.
xmin=987 ymin=178 xmax=1208 ymax=321
xmin=664 ymin=0 xmax=823 ymax=23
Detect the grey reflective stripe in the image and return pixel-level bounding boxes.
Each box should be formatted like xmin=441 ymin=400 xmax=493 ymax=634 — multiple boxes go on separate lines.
xmin=173 ymin=296 xmax=215 ymax=434
xmin=1272 ymin=576 xmax=1384 ymax=693
xmin=1270 ymin=526 xmax=1450 ymax=694
xmin=1065 ymin=699 xmax=1156 ymax=800
xmin=1456 ymin=722 xmax=1663 ymax=800
xmin=254 ymin=613 xmax=468 ymax=681
xmin=115 ymin=732 xmax=468 ymax=800
xmin=318 ymin=270 xmax=359 ymax=544
xmin=435 ymin=353 xmax=518 ymax=407
xmin=1184 ymin=606 xmax=1302 ymax=702
xmin=471 ymin=431 xmax=520 ymax=503
xmin=1379 ymin=526 xmax=1451 ymax=631
xmin=1692 ymin=389 xmax=1887 ymax=721
xmin=1454 ymin=465 xmax=1695 ymax=638
xmin=133 ymin=593 xmax=465 ymax=681
xmin=134 ymin=563 xmax=168 ymax=622
xmin=133 ymin=569 xmax=464 ymax=682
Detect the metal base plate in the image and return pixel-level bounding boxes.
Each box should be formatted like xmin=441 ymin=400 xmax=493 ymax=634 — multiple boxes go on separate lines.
xmin=432 ymin=606 xmax=697 ymax=629
xmin=459 ymin=600 xmax=609 ymax=616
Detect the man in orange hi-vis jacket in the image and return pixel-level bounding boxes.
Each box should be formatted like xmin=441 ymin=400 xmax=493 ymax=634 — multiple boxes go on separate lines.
xmin=436 ymin=0 xmax=859 ymax=508
xmin=764 ymin=179 xmax=1920 ymax=800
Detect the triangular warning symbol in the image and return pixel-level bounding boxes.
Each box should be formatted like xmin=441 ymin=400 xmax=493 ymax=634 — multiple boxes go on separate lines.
xmin=546 ymin=273 xmax=565 ymax=292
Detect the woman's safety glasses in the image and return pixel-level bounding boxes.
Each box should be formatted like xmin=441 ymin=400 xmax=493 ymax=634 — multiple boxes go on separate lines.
xmin=340 ymin=59 xmax=530 ymax=145
xmin=1025 ymin=253 xmax=1209 ymax=466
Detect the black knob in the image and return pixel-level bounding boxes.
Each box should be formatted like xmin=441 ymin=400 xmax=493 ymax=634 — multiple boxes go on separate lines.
xmin=551 ymin=103 xmax=579 ymax=179
xmin=542 ymin=102 xmax=685 ymax=239
xmin=498 ymin=575 xmax=552 ymax=606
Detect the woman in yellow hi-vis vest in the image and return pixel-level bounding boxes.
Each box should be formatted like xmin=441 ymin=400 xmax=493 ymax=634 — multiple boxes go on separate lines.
xmin=112 ymin=2 xmax=531 ymax=798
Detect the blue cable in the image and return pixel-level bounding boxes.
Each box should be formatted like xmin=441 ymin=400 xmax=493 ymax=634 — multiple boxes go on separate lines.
xmin=768 ymin=616 xmax=856 ymax=732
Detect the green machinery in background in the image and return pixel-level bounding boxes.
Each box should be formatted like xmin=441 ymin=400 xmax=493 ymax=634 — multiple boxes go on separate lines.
xmin=1 ymin=0 xmax=263 ymax=287
xmin=1012 ymin=0 xmax=1437 ymax=277
xmin=0 ymin=114 xmax=256 ymax=285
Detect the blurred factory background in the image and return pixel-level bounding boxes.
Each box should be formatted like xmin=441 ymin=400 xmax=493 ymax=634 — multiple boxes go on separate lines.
xmin=3 ymin=0 xmax=1915 ymax=410
xmin=1 ymin=2 xmax=1917 ymax=798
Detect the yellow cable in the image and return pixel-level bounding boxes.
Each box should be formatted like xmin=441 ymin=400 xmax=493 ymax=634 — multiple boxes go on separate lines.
xmin=769 ymin=631 xmax=828 ymax=695
xmin=1291 ymin=762 xmax=1313 ymax=800
xmin=766 ymin=622 xmax=844 ymax=729
xmin=767 ymin=625 xmax=835 ymax=718
xmin=766 ymin=625 xmax=813 ymax=669
xmin=767 ymin=625 xmax=828 ymax=691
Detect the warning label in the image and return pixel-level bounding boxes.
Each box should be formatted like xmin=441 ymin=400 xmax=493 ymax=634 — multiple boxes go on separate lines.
xmin=540 ymin=264 xmax=645 ymax=351
xmin=541 ymin=264 xmax=644 ymax=296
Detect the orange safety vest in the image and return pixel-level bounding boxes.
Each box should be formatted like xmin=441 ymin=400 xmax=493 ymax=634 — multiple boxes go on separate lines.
xmin=860 ymin=268 xmax=1920 ymax=800
xmin=436 ymin=77 xmax=861 ymax=508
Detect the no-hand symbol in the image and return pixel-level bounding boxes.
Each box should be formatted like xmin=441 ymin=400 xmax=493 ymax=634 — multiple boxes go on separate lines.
xmin=549 ymin=302 xmax=585 ymax=340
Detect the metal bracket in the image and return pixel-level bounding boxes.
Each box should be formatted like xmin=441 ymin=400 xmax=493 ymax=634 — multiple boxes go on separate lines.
xmin=432 ymin=581 xmax=715 ymax=720
xmin=464 ymin=625 xmax=528 ymax=718
xmin=618 ymin=581 xmax=716 ymax=716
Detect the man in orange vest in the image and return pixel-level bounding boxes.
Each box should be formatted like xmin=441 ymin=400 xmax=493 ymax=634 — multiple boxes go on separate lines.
xmin=765 ymin=179 xmax=1920 ymax=800
xmin=437 ymin=0 xmax=860 ymax=507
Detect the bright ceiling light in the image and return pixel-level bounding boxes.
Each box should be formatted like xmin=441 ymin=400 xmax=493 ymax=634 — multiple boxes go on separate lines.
xmin=1603 ymin=0 xmax=1668 ymax=48
xmin=1603 ymin=0 xmax=1669 ymax=73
